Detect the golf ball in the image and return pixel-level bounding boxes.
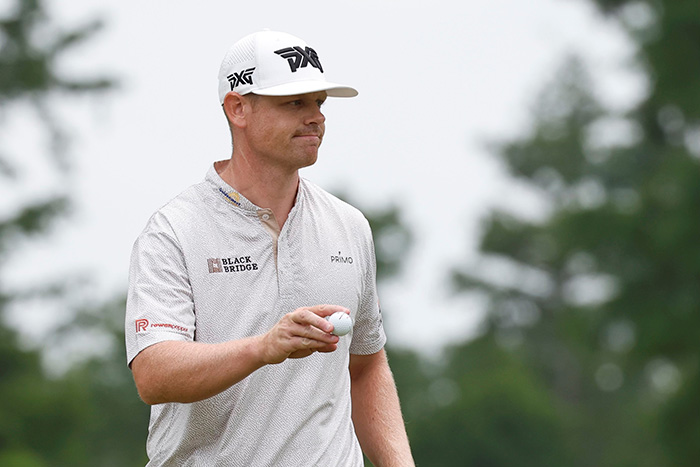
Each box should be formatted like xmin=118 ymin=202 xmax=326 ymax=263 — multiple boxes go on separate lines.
xmin=326 ymin=312 xmax=352 ymax=336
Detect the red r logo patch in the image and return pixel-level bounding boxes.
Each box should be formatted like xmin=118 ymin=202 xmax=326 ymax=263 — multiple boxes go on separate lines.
xmin=135 ymin=319 xmax=149 ymax=333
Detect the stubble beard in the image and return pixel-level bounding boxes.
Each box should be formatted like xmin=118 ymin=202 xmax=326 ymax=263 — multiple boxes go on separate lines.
xmin=291 ymin=125 xmax=323 ymax=169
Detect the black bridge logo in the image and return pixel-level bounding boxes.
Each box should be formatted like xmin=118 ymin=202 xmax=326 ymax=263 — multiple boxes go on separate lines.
xmin=227 ymin=67 xmax=255 ymax=90
xmin=274 ymin=46 xmax=324 ymax=73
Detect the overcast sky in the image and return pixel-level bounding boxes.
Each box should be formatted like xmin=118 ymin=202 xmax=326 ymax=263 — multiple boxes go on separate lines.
xmin=2 ymin=0 xmax=641 ymax=356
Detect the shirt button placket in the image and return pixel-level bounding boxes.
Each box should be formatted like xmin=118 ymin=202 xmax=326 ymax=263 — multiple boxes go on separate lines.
xmin=277 ymin=233 xmax=289 ymax=297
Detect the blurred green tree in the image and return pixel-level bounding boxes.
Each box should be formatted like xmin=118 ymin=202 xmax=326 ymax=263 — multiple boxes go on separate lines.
xmin=0 ymin=1 xmax=150 ymax=466
xmin=443 ymin=0 xmax=700 ymax=465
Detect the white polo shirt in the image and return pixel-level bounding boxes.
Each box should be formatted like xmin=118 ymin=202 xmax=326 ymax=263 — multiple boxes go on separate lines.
xmin=125 ymin=165 xmax=386 ymax=466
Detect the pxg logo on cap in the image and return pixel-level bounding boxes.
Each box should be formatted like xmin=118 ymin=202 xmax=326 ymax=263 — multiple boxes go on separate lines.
xmin=226 ymin=67 xmax=255 ymax=90
xmin=274 ymin=46 xmax=324 ymax=73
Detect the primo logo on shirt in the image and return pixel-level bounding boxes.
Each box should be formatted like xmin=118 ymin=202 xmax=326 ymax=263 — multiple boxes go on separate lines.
xmin=331 ymin=251 xmax=353 ymax=264
xmin=208 ymin=256 xmax=259 ymax=274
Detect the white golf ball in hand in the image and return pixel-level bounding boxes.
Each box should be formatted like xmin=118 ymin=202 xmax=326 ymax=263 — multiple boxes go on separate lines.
xmin=326 ymin=312 xmax=352 ymax=336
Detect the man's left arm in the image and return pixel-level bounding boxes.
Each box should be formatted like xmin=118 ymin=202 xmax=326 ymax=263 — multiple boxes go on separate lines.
xmin=349 ymin=349 xmax=415 ymax=467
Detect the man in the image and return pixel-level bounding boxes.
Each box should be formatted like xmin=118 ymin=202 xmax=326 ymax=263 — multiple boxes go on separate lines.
xmin=125 ymin=30 xmax=415 ymax=466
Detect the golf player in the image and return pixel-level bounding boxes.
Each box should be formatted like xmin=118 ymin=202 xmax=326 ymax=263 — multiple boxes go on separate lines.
xmin=125 ymin=30 xmax=415 ymax=466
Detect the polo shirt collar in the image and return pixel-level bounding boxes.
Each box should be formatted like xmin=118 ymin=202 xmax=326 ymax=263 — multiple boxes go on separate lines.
xmin=205 ymin=164 xmax=306 ymax=214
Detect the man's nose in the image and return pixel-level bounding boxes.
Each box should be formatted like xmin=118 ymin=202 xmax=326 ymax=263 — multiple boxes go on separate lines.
xmin=305 ymin=106 xmax=326 ymax=126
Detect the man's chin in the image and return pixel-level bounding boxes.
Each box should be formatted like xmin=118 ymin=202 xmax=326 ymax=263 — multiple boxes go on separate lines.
xmin=299 ymin=154 xmax=319 ymax=169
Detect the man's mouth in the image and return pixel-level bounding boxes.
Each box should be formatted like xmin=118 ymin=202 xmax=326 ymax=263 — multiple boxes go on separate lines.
xmin=293 ymin=133 xmax=323 ymax=141
xmin=294 ymin=126 xmax=323 ymax=140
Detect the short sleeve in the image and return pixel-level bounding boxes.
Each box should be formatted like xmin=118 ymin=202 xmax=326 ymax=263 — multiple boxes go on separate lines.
xmin=348 ymin=218 xmax=386 ymax=355
xmin=125 ymin=212 xmax=196 ymax=366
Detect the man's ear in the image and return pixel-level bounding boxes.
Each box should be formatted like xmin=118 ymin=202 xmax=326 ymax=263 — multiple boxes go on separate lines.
xmin=222 ymin=92 xmax=248 ymax=128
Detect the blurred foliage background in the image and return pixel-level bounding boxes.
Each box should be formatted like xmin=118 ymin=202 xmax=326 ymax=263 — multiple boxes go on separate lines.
xmin=1 ymin=0 xmax=699 ymax=465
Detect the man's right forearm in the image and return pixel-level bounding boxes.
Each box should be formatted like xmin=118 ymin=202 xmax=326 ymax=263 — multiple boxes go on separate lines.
xmin=130 ymin=305 xmax=346 ymax=404
xmin=131 ymin=337 xmax=267 ymax=405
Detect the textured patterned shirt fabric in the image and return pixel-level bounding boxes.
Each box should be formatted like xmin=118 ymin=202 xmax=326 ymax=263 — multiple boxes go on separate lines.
xmin=125 ymin=165 xmax=386 ymax=466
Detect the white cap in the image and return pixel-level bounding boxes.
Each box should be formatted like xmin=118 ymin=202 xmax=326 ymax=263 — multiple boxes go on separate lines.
xmin=217 ymin=30 xmax=358 ymax=103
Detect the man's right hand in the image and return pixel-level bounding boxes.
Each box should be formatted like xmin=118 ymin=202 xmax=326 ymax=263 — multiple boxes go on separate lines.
xmin=259 ymin=304 xmax=349 ymax=364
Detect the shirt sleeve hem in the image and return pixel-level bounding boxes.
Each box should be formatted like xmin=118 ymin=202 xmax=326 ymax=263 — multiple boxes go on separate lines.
xmin=127 ymin=332 xmax=192 ymax=367
xmin=348 ymin=334 xmax=387 ymax=356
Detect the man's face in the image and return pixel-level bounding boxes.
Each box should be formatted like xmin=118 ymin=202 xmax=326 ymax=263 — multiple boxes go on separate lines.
xmin=242 ymin=91 xmax=328 ymax=171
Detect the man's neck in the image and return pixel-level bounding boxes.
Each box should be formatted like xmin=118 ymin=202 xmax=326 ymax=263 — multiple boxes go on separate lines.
xmin=215 ymin=157 xmax=299 ymax=229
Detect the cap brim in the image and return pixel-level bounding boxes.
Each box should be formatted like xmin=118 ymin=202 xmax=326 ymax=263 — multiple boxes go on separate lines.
xmin=252 ymin=80 xmax=358 ymax=98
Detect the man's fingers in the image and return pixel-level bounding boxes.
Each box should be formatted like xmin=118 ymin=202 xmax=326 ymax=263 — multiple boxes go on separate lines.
xmin=281 ymin=311 xmax=340 ymax=346
xmin=288 ymin=310 xmax=330 ymax=335
xmin=290 ymin=306 xmax=348 ymax=334
xmin=307 ymin=304 xmax=351 ymax=318
xmin=288 ymin=342 xmax=338 ymax=359
xmin=288 ymin=349 xmax=315 ymax=359
xmin=261 ymin=305 xmax=348 ymax=364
